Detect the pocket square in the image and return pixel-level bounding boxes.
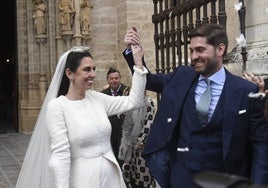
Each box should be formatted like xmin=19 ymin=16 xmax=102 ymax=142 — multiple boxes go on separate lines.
xmin=167 ymin=118 xmax=172 ymax=123
xmin=177 ymin=147 xmax=189 ymax=152
xmin=239 ymin=109 xmax=246 ymax=114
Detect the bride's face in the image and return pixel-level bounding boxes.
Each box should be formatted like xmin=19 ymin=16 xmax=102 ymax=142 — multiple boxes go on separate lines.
xmin=72 ymin=57 xmax=96 ymax=90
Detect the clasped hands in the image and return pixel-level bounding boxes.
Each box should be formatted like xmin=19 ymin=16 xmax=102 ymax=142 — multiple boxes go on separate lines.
xmin=124 ymin=26 xmax=144 ymax=70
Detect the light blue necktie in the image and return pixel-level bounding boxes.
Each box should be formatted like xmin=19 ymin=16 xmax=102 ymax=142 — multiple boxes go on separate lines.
xmin=196 ymin=79 xmax=212 ymax=126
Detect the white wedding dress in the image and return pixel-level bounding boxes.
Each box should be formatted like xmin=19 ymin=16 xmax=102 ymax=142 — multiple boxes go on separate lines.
xmin=15 ymin=46 xmax=147 ymax=188
xmin=46 ymin=69 xmax=147 ymax=188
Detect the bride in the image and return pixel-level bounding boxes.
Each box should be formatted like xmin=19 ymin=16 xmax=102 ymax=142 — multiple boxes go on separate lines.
xmin=16 ymin=45 xmax=146 ymax=188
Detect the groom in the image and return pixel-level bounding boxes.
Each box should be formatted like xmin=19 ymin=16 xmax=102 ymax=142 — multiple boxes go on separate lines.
xmin=123 ymin=25 xmax=268 ymax=188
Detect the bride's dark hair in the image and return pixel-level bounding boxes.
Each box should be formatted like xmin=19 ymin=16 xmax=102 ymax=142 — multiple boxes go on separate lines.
xmin=57 ymin=51 xmax=92 ymax=97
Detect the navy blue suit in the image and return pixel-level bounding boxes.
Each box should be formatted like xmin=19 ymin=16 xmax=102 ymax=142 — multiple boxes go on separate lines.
xmin=123 ymin=50 xmax=268 ymax=188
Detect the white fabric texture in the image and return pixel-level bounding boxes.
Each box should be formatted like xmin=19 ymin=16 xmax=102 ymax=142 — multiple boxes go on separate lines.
xmin=46 ymin=79 xmax=147 ymax=188
xmin=16 ymin=46 xmax=147 ymax=188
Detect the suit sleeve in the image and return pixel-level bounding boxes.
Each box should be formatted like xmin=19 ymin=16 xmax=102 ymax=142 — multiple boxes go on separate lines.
xmin=123 ymin=49 xmax=173 ymax=93
xmin=123 ymin=48 xmax=196 ymax=93
xmin=123 ymin=49 xmax=147 ymax=74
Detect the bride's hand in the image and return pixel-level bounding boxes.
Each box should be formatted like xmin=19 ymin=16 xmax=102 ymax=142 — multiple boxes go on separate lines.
xmin=131 ymin=45 xmax=144 ymax=70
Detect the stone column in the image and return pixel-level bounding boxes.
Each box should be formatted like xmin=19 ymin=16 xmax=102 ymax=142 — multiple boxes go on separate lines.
xmin=36 ymin=38 xmax=47 ymax=102
xmin=245 ymin=1 xmax=268 ymax=77
xmin=226 ymin=1 xmax=268 ymax=77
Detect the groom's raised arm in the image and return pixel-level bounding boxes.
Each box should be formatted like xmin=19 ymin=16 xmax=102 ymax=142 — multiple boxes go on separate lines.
xmin=122 ymin=26 xmax=148 ymax=73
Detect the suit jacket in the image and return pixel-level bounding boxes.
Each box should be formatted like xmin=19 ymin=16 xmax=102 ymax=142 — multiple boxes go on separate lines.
xmin=123 ymin=50 xmax=268 ymax=187
xmin=101 ymin=84 xmax=130 ymax=97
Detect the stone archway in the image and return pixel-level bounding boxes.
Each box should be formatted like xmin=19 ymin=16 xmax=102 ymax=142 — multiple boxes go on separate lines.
xmin=0 ymin=0 xmax=18 ymax=133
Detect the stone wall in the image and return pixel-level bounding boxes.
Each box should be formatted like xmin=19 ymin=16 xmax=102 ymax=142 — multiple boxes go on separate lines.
xmin=225 ymin=1 xmax=268 ymax=77
xmin=86 ymin=0 xmax=154 ymax=91
xmin=16 ymin=0 xmax=155 ymax=132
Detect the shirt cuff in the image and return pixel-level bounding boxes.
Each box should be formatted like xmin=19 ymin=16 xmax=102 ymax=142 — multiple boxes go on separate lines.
xmin=133 ymin=66 xmax=148 ymax=75
xmin=125 ymin=48 xmax=132 ymax=55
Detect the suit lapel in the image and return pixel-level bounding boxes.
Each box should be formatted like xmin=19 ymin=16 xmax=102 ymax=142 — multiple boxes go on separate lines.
xmin=173 ymin=72 xmax=199 ymax=116
xmin=222 ymin=70 xmax=244 ymax=160
xmin=101 ymin=87 xmax=113 ymax=96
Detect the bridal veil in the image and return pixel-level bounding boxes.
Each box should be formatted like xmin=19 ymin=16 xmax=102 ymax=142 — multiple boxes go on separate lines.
xmin=15 ymin=46 xmax=89 ymax=188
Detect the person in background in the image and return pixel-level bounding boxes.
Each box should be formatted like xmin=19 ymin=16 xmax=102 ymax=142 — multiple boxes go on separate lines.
xmin=243 ymin=72 xmax=268 ymax=94
xmin=118 ymin=93 xmax=156 ymax=188
xmin=102 ymin=67 xmax=130 ymax=167
xmin=123 ymin=25 xmax=268 ymax=188
xmin=15 ymin=45 xmax=147 ymax=188
xmin=243 ymin=72 xmax=268 ymax=122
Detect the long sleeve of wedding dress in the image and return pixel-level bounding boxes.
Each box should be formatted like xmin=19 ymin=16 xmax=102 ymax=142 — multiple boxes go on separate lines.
xmin=46 ymin=100 xmax=71 ymax=188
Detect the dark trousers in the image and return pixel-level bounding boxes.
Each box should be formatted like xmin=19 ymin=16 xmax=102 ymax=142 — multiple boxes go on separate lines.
xmin=170 ymin=160 xmax=202 ymax=188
